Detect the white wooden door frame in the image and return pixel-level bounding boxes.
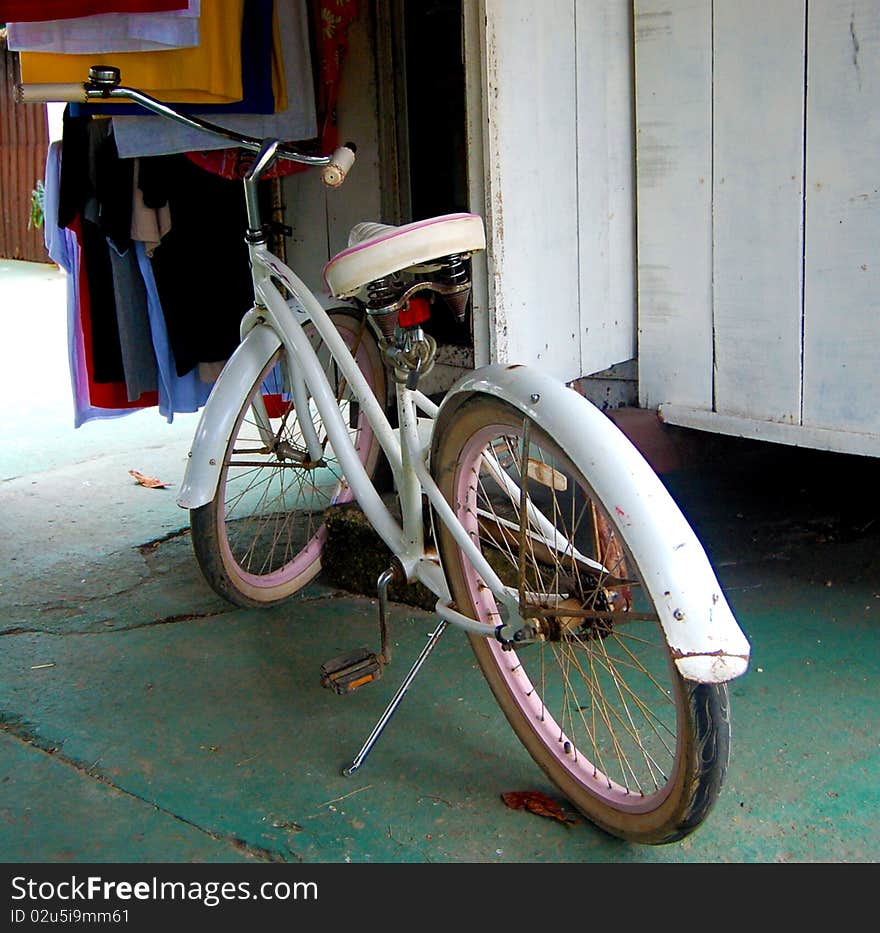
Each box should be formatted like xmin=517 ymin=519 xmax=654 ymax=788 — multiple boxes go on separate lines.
xmin=466 ymin=0 xmax=638 ymax=383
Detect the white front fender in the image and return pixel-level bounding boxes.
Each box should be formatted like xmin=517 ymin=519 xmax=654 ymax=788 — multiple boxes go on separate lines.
xmin=434 ymin=364 xmax=751 ymax=684
xmin=176 ymin=324 xmax=282 ymax=510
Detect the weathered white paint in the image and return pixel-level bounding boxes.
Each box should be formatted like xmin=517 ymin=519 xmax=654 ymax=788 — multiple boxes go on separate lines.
xmin=636 ymin=0 xmax=880 ymax=456
xmin=440 ymin=364 xmax=750 ymax=683
xmin=327 ymin=14 xmax=383 ymax=266
xmin=633 ymin=0 xmax=713 ymax=411
xmin=282 ymin=2 xmax=636 ymax=387
xmin=463 ymin=0 xmax=491 ymax=369
xmin=481 ymin=0 xmax=580 ymax=378
xmin=575 ymin=1 xmax=637 ymax=377
xmin=478 ymin=0 xmax=637 ymax=382
xmin=712 ymin=1 xmax=805 ymax=424
xmin=660 ymin=404 xmax=880 ymax=459
xmin=803 ymin=0 xmax=880 ymax=435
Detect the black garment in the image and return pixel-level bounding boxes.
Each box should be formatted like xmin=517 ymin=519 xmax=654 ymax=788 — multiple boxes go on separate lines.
xmin=58 ymin=110 xmax=129 ymax=384
xmin=138 ymin=154 xmax=255 ymax=376
xmin=59 ymin=109 xmax=256 ymax=382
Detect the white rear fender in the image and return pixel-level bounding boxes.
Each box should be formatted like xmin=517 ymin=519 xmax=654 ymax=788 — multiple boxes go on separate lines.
xmin=176 ymin=324 xmax=281 ymax=510
xmin=433 ymin=364 xmax=751 ymax=684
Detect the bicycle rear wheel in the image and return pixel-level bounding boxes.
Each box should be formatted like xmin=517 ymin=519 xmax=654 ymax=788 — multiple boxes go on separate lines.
xmin=431 ymin=394 xmax=729 ymax=844
xmin=190 ymin=309 xmax=386 ymax=607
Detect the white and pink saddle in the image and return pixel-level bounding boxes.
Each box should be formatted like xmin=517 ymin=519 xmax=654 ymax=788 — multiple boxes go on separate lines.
xmin=323 ymin=212 xmax=486 ymax=299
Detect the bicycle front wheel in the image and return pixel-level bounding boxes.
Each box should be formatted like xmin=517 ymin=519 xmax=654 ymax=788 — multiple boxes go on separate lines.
xmin=431 ymin=394 xmax=730 ymax=844
xmin=191 ymin=310 xmax=386 ymax=607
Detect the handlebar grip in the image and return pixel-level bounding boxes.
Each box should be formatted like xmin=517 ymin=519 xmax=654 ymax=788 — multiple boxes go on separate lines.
xmin=15 ymin=82 xmax=89 ymax=104
xmin=321 ymin=144 xmax=357 ymax=188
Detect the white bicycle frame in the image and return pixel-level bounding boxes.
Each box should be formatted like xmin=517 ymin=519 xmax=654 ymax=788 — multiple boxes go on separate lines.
xmin=177 ymin=240 xmax=751 ymax=687
xmin=20 ymin=67 xmax=747 ymax=687
xmin=178 ymin=243 xmax=519 ymax=631
xmin=17 ymin=66 xmax=750 ymax=784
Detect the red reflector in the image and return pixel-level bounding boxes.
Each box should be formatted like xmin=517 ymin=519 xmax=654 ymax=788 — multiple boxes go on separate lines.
xmin=398 ymin=296 xmax=431 ymax=327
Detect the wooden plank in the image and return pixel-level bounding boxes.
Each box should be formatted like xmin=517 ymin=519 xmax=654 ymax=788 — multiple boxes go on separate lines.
xmin=712 ymin=0 xmax=805 ymax=424
xmin=463 ymin=0 xmax=491 ymax=368
xmin=633 ymin=0 xmax=713 ymax=410
xmin=482 ymin=0 xmax=581 ymax=380
xmin=661 ymin=404 xmax=880 ymax=458
xmin=575 ymin=1 xmax=637 ymax=378
xmin=802 ymin=0 xmax=880 ymax=435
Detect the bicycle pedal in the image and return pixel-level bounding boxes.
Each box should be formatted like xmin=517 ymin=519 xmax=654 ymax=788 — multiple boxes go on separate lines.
xmin=321 ymin=647 xmax=385 ymax=694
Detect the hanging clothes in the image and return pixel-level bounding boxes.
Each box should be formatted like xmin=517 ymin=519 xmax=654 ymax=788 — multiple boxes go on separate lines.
xmin=108 ymin=241 xmax=159 ymax=401
xmin=43 ymin=141 xmax=142 ymax=426
xmin=130 ymin=159 xmax=172 ymax=255
xmin=69 ymin=214 xmax=161 ymax=412
xmin=57 ymin=112 xmax=129 ymax=385
xmin=311 ymin=0 xmax=359 ymax=148
xmin=30 ymin=0 xmax=355 ymax=427
xmin=134 ymin=242 xmax=213 ymax=420
xmin=89 ymin=0 xmax=281 ymax=124
xmin=184 ymin=0 xmax=350 ymax=181
xmin=49 ymin=111 xmax=229 ymax=424
xmin=113 ymin=0 xmax=315 ymax=160
xmin=18 ymin=0 xmax=246 ymax=105
xmin=137 ymin=153 xmax=257 ymax=377
xmin=6 ymin=2 xmax=200 ymax=54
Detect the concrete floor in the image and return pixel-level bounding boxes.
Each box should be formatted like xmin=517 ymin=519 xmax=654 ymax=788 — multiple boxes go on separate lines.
xmin=1 ymin=259 xmax=878 ymax=864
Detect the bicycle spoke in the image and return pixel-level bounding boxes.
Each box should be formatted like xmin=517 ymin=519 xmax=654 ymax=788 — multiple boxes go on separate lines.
xmin=191 ymin=312 xmax=384 ymax=607
xmin=455 ymin=415 xmax=688 ymax=801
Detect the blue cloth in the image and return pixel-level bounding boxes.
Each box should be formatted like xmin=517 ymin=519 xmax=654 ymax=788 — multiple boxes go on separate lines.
xmin=134 ymin=241 xmax=212 ymax=422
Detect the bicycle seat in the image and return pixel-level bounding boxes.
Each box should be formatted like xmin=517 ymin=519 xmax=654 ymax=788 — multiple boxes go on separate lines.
xmin=323 ymin=212 xmax=486 ymax=298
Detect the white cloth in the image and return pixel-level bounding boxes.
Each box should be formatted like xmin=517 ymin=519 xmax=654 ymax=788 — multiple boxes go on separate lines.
xmin=110 ymin=0 xmax=316 ymax=158
xmin=7 ymin=1 xmax=200 ymax=54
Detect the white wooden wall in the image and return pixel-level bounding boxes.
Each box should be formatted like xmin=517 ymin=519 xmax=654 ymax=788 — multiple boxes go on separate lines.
xmin=473 ymin=0 xmax=637 ymax=382
xmin=803 ymin=0 xmax=880 ymax=437
xmin=635 ymin=0 xmax=880 ymax=456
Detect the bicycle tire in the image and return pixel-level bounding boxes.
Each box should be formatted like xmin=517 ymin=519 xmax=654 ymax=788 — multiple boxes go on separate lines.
xmin=431 ymin=393 xmax=730 ymax=844
xmin=190 ymin=309 xmax=386 ymax=607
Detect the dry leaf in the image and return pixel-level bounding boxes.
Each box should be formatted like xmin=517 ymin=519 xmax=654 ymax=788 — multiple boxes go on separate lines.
xmin=129 ymin=469 xmax=170 ymax=489
xmin=501 ymin=790 xmax=576 ymax=825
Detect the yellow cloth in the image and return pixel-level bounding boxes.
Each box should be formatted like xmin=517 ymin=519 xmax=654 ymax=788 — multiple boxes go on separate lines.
xmin=19 ymin=0 xmax=247 ymax=105
xmin=270 ymin=0 xmax=286 ymax=113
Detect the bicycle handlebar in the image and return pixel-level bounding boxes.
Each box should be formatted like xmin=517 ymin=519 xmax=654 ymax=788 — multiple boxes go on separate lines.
xmin=14 ymin=68 xmax=356 ymax=188
xmin=15 ymin=82 xmax=89 ymax=103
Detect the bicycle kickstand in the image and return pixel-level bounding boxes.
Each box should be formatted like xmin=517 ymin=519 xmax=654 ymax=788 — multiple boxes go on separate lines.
xmin=318 ymin=562 xmax=450 ymax=775
xmin=342 ymin=618 xmax=448 ymax=777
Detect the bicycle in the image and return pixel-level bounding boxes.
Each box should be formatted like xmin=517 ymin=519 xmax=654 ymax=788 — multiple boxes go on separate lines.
xmin=18 ymin=66 xmax=750 ymax=845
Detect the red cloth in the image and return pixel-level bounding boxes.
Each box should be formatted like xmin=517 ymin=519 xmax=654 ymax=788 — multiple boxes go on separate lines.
xmin=69 ymin=216 xmax=158 ymax=411
xmin=0 ymin=1 xmax=186 ymax=21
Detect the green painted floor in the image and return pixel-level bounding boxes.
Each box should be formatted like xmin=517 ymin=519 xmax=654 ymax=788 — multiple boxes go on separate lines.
xmin=1 ymin=259 xmax=878 ymax=863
